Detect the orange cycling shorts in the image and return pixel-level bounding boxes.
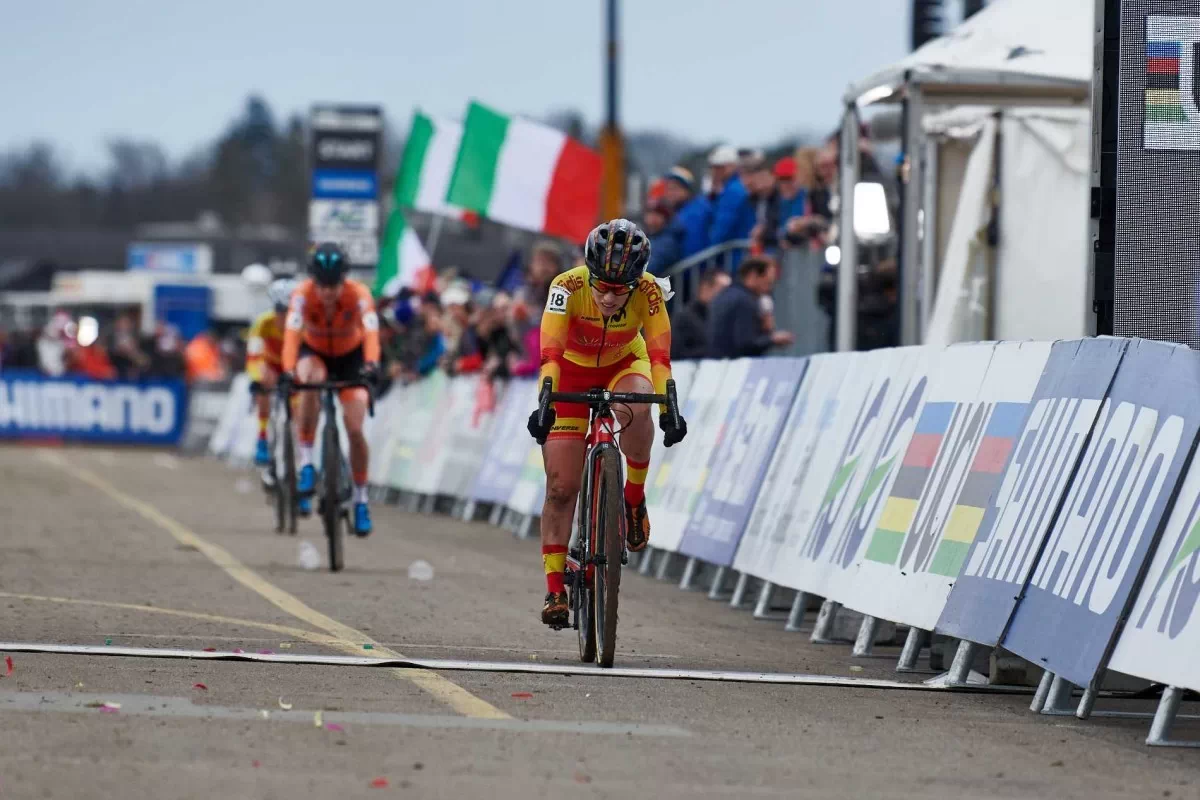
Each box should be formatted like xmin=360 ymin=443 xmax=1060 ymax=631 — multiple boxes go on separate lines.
xmin=548 ymin=352 xmax=653 ymax=442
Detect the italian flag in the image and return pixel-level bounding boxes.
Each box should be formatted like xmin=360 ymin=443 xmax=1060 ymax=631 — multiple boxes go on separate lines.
xmin=394 ymin=112 xmax=464 ymax=216
xmin=374 ymin=112 xmax=460 ymax=296
xmin=374 ymin=211 xmax=434 ymax=297
xmin=446 ymin=101 xmax=602 ymax=243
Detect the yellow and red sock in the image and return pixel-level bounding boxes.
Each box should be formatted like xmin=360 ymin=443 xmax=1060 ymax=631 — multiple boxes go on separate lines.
xmin=542 ymin=544 xmax=567 ymax=594
xmin=256 ymin=414 xmax=269 ymax=441
xmin=624 ymin=457 xmax=650 ymax=507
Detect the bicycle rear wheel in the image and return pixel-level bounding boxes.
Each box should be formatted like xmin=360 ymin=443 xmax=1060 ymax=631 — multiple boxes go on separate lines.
xmin=592 ymin=444 xmax=623 ymax=668
xmin=270 ymin=415 xmax=285 ymax=534
xmin=323 ymin=421 xmax=344 ymax=572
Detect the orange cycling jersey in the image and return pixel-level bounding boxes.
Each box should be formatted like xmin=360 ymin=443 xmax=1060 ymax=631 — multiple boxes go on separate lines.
xmin=538 ymin=265 xmax=673 ymax=397
xmin=282 ymin=278 xmax=381 ymax=371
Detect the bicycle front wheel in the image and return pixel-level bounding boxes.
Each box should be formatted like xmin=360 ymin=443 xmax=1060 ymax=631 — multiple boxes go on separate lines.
xmin=323 ymin=422 xmax=344 ymax=572
xmin=281 ymin=418 xmax=298 ymax=535
xmin=575 ymin=481 xmax=596 ymax=664
xmin=591 ymin=444 xmax=623 ymax=668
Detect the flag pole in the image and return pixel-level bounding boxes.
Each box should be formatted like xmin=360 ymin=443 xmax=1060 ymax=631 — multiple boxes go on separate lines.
xmin=599 ymin=0 xmax=624 ymax=220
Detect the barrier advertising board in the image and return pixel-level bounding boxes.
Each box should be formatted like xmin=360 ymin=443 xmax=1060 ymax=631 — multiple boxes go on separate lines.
xmin=1109 ymin=414 xmax=1200 ymax=692
xmin=470 ymin=379 xmax=538 ymax=506
xmin=435 ymin=376 xmax=501 ymax=498
xmin=507 ymin=380 xmax=547 ymax=516
xmin=1002 ymin=340 xmax=1200 ymax=689
xmin=845 ymin=342 xmax=1057 ymax=631
xmin=642 ymin=361 xmax=698 ymax=500
xmin=645 ymin=359 xmax=749 ymax=554
xmin=777 ymin=347 xmax=932 ymax=598
xmin=384 ymin=370 xmax=447 ymax=491
xmin=936 ymin=338 xmax=1128 ymax=645
xmin=678 ymin=357 xmax=805 ymax=566
xmin=733 ymin=353 xmax=856 ymax=581
xmin=0 ymin=370 xmax=189 ymax=446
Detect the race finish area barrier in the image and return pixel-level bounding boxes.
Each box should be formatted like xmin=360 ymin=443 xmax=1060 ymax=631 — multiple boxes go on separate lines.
xmin=0 ymin=370 xmax=188 ymax=446
xmin=204 ymin=337 xmax=1200 ymax=749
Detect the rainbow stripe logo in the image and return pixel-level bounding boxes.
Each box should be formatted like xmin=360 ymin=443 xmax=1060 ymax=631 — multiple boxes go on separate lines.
xmin=1145 ymin=16 xmax=1200 ymax=149
xmin=926 ymin=402 xmax=1026 ymax=577
xmin=1146 ymin=40 xmax=1186 ymax=122
xmin=864 ymin=402 xmax=952 ymax=565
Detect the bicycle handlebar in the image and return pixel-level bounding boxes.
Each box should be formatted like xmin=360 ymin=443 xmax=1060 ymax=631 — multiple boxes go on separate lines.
xmin=547 ymin=390 xmax=667 ymax=405
xmin=536 ymin=377 xmax=682 ymax=441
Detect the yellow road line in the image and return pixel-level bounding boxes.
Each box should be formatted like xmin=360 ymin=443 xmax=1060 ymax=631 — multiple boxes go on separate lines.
xmin=0 ymin=591 xmax=343 ymax=648
xmin=38 ymin=451 xmax=510 ymax=720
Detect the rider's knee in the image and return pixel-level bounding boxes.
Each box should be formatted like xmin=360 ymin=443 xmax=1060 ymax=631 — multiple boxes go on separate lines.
xmin=618 ymin=402 xmax=652 ymax=429
xmin=545 ymin=476 xmax=580 ymax=510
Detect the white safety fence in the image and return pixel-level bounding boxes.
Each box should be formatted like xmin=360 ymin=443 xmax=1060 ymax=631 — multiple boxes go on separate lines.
xmin=204 ymin=338 xmax=1200 ymax=748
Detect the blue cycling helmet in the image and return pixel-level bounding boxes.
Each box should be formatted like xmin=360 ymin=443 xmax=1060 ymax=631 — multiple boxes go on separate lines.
xmin=309 ymin=242 xmax=349 ymax=287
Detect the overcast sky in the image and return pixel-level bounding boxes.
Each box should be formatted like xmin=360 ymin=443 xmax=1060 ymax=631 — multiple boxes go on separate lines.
xmin=3 ymin=0 xmax=915 ymax=173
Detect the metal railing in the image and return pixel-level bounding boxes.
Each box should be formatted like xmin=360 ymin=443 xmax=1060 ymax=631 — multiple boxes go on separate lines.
xmin=660 ymin=239 xmax=832 ymax=357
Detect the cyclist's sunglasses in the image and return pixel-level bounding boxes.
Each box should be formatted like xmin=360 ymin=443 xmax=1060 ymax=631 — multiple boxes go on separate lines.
xmin=588 ymin=277 xmax=637 ymax=296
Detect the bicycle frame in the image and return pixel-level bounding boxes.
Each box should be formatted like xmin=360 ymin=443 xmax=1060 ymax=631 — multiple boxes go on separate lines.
xmin=567 ymin=403 xmax=624 ymax=592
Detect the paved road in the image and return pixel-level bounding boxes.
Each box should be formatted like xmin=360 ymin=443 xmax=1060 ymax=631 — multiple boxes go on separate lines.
xmin=0 ymin=445 xmax=1197 ymax=799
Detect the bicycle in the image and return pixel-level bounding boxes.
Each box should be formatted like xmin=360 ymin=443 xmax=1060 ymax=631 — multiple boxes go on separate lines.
xmin=533 ymin=377 xmax=682 ymax=668
xmin=250 ymin=381 xmax=297 ymax=536
xmin=286 ymin=379 xmax=375 ymax=572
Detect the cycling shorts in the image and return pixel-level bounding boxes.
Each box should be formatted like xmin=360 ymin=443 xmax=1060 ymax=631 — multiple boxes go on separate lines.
xmin=298 ymin=344 xmax=369 ymax=404
xmin=548 ymin=352 xmax=652 ymax=442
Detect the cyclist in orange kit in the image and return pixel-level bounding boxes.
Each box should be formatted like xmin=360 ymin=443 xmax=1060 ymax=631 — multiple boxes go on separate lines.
xmin=280 ymin=243 xmax=381 ymax=536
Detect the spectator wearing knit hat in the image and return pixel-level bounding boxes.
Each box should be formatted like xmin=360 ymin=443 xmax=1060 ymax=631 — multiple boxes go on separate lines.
xmin=662 ymin=166 xmax=711 ymax=260
xmin=708 ymin=145 xmax=756 ymax=268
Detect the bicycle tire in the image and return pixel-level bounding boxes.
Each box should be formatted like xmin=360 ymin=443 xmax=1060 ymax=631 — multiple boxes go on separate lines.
xmin=323 ymin=421 xmax=344 ymax=572
xmin=281 ymin=414 xmax=298 ymax=535
xmin=270 ymin=417 xmax=285 ymax=534
xmin=576 ymin=477 xmax=596 ymax=664
xmin=592 ymin=444 xmax=623 ymax=668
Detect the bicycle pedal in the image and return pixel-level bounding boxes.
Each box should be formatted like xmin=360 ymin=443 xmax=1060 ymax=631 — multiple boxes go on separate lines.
xmin=621 ymin=550 xmax=629 ymax=566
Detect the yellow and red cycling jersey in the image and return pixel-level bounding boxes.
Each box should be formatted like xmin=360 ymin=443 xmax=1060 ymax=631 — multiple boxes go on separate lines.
xmin=537 ymin=265 xmax=673 ymax=398
xmin=245 ymin=309 xmax=285 ymax=382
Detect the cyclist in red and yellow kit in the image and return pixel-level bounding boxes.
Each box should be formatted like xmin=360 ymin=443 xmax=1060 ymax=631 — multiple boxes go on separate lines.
xmin=526 ymin=219 xmax=688 ymax=626
xmin=247 ymin=278 xmax=297 ymax=466
xmin=280 ymin=243 xmax=381 ymax=536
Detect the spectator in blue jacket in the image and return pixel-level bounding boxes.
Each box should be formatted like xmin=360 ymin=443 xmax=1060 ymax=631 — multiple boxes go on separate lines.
xmin=662 ymin=167 xmax=711 ymax=260
xmin=752 ymin=156 xmax=810 ymax=257
xmin=708 ymin=146 xmax=756 ymax=266
xmin=643 ymin=200 xmax=681 ymax=273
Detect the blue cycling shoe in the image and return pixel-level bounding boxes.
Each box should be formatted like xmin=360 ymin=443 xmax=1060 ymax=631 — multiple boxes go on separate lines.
xmin=353 ymin=503 xmax=372 ymax=537
xmin=297 ymin=465 xmax=315 ymax=516
xmin=254 ymin=438 xmax=270 ymax=467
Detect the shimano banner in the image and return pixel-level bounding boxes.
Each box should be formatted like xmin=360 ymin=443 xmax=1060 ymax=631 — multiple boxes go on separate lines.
xmin=0 ymin=371 xmax=188 ymax=446
xmin=936 ymin=338 xmax=1128 ymax=646
xmin=1001 ymin=340 xmax=1200 ymax=689
xmin=1109 ymin=420 xmax=1200 ymax=693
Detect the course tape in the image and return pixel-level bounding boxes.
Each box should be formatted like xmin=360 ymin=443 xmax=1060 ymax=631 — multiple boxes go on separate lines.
xmin=0 ymin=641 xmax=1032 ymax=693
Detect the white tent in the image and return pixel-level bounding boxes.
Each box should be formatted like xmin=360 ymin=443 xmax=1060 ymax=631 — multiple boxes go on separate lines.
xmin=833 ymin=0 xmax=1092 ymax=349
xmin=849 ymin=0 xmax=1092 ymax=105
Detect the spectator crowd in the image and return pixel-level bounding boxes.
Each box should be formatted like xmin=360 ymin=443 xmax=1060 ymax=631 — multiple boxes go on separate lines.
xmin=0 ymin=308 xmax=242 ymax=384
